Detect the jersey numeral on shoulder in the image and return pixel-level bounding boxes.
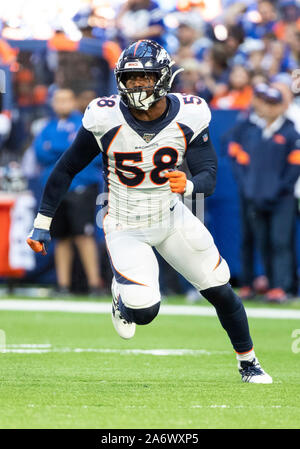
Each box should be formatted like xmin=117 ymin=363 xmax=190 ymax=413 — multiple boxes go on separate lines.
xmin=97 ymin=96 xmax=117 ymax=108
xmin=182 ymin=95 xmax=202 ymax=105
xmin=113 ymin=147 xmax=179 ymax=187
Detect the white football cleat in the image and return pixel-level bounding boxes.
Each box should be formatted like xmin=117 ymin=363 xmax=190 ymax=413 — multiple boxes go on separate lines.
xmin=238 ymin=358 xmax=273 ymax=384
xmin=111 ymin=277 xmax=136 ymax=340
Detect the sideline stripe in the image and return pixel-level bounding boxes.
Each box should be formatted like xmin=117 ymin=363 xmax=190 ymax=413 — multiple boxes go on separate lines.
xmin=0 ymin=299 xmax=300 ymax=319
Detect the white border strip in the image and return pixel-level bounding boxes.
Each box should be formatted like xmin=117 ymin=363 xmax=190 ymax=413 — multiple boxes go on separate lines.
xmin=0 ymin=299 xmax=300 ymax=319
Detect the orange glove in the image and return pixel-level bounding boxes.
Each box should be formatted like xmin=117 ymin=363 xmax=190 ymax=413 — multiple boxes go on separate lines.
xmin=26 ymin=228 xmax=51 ymax=256
xmin=26 ymin=238 xmax=47 ymax=256
xmin=164 ymin=170 xmax=187 ymax=194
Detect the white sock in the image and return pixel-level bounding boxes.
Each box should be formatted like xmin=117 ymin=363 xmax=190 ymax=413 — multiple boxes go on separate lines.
xmin=236 ymin=349 xmax=256 ymax=362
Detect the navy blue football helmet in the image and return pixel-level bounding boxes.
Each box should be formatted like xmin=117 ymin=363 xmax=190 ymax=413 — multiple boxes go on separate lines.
xmin=114 ymin=40 xmax=183 ymax=110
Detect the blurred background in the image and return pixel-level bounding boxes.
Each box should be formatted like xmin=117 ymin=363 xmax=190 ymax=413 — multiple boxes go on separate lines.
xmin=0 ymin=0 xmax=299 ymax=302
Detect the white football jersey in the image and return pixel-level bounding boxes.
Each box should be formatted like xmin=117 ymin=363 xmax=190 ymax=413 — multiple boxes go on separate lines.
xmin=82 ymin=93 xmax=211 ymax=227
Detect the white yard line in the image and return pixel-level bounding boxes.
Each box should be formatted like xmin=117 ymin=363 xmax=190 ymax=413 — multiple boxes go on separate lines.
xmin=7 ymin=344 xmax=52 ymax=348
xmin=0 ymin=298 xmax=300 ymax=319
xmin=191 ymin=405 xmax=282 ymax=409
xmin=2 ymin=347 xmax=230 ymax=355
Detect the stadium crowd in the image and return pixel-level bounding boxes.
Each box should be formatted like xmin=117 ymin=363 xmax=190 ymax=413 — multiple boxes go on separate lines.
xmin=0 ymin=0 xmax=300 ymax=302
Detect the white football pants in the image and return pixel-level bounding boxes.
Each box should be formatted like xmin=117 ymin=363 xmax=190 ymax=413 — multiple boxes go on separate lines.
xmin=103 ymin=201 xmax=230 ymax=310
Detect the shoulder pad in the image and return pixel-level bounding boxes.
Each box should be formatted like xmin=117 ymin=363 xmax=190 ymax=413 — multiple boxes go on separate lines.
xmin=82 ymin=96 xmax=121 ymax=137
xmin=174 ymin=94 xmax=211 ymax=141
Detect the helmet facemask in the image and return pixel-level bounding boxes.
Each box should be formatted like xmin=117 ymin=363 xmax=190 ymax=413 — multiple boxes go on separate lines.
xmin=117 ymin=67 xmax=171 ymax=111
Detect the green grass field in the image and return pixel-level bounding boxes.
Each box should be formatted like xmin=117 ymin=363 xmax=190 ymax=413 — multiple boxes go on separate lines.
xmin=0 ymin=296 xmax=300 ymax=429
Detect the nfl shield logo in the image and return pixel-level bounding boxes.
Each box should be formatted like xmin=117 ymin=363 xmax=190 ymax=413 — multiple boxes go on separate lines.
xmin=142 ymin=133 xmax=155 ymax=143
xmin=202 ymin=133 xmax=208 ymax=142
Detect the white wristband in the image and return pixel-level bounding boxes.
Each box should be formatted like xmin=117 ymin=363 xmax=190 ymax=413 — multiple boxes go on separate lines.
xmin=33 ymin=213 xmax=53 ymax=231
xmin=183 ymin=180 xmax=194 ymax=197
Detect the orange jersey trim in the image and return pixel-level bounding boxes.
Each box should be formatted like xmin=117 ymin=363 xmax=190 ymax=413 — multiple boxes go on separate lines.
xmin=105 ymin=125 xmax=122 ymax=155
xmin=176 ymin=122 xmax=187 ymax=152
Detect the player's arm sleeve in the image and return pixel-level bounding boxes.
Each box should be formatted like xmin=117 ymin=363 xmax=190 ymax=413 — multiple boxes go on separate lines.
xmin=38 ymin=126 xmax=100 ymax=218
xmin=185 ymin=127 xmax=218 ymax=197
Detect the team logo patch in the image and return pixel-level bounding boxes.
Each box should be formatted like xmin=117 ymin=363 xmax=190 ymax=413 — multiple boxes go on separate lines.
xmin=142 ymin=133 xmax=156 ymax=143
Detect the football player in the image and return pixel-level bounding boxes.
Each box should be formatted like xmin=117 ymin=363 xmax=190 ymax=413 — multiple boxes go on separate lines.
xmin=27 ymin=40 xmax=272 ymax=383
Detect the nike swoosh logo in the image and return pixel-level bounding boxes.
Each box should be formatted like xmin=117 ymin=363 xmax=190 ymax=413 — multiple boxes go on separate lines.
xmin=170 ymin=205 xmax=176 ymax=212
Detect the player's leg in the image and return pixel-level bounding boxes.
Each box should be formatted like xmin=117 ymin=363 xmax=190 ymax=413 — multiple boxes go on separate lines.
xmin=269 ymin=195 xmax=297 ymax=298
xmin=69 ymin=185 xmax=104 ymax=293
xmin=156 ymin=202 xmax=272 ymax=383
xmin=54 ymin=238 xmax=73 ymax=290
xmin=239 ymin=196 xmax=256 ymax=299
xmin=104 ymin=217 xmax=161 ymax=338
xmin=155 ymin=206 xmax=254 ymax=354
xmin=50 ymin=198 xmax=73 ymax=295
xmin=74 ymin=235 xmax=103 ymax=290
xmin=248 ymin=206 xmax=273 ymax=289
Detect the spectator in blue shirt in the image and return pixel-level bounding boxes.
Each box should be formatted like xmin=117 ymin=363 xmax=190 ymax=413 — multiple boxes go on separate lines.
xmin=242 ymin=0 xmax=278 ymax=39
xmin=34 ymin=88 xmax=104 ymax=296
xmin=115 ymin=0 xmax=167 ymax=49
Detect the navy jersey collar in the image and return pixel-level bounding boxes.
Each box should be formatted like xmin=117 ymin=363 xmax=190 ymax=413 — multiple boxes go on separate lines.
xmin=119 ymin=94 xmax=180 ymax=140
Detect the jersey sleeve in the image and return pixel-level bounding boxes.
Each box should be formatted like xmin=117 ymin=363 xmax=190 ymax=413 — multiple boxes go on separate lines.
xmin=175 ymin=94 xmax=212 ymax=143
xmin=82 ymin=96 xmax=122 ymax=153
xmin=82 ymin=99 xmax=100 ymax=134
xmin=185 ymin=127 xmax=217 ymax=197
xmin=191 ymin=98 xmax=212 ymax=142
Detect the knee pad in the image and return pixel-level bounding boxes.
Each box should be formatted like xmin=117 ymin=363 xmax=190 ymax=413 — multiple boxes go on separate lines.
xmin=199 ymin=256 xmax=231 ymax=290
xmin=118 ymin=284 xmax=161 ymax=310
xmin=119 ymin=301 xmax=160 ymax=325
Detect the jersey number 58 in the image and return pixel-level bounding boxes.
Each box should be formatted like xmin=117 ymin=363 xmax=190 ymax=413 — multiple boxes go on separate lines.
xmin=114 ymin=147 xmax=179 ymax=187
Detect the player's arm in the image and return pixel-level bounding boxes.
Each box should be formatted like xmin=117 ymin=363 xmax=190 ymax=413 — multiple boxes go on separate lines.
xmin=27 ymin=126 xmax=100 ymax=254
xmin=165 ymin=128 xmax=217 ymax=197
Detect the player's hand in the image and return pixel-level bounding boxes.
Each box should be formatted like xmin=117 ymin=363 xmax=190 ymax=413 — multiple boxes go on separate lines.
xmin=26 ymin=228 xmax=51 ymax=256
xmin=164 ymin=170 xmax=187 ymax=194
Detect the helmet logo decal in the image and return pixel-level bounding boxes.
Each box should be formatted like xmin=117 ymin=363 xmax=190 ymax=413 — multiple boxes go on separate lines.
xmin=156 ymin=48 xmax=169 ymax=63
xmin=124 ymin=61 xmax=144 ymax=69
